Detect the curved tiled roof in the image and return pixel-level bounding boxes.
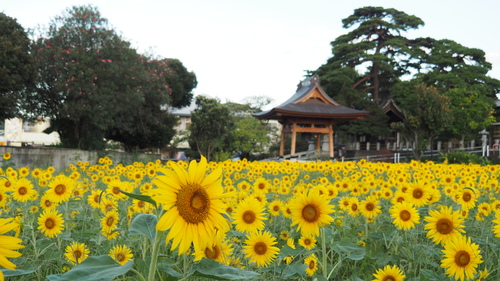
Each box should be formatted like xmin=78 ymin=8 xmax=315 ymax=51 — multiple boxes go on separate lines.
xmin=253 ymin=75 xmax=368 ymax=120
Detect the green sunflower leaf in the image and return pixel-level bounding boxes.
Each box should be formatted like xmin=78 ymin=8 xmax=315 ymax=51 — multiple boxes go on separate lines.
xmin=129 ymin=213 xmax=158 ymax=239
xmin=46 ymin=255 xmax=133 ymax=281
xmin=187 ymin=258 xmax=259 ymax=280
xmin=117 ymin=189 xmax=157 ymax=208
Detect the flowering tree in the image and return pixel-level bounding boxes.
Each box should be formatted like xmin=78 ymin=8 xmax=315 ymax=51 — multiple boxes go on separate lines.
xmin=27 ymin=5 xmax=196 ymax=150
xmin=0 ymin=12 xmax=35 ymax=120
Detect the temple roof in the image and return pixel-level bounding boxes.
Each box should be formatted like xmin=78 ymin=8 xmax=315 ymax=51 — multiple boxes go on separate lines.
xmin=253 ymin=75 xmax=368 ymax=121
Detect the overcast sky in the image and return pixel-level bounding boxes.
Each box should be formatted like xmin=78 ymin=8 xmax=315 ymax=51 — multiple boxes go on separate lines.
xmin=4 ymin=0 xmax=500 ymax=108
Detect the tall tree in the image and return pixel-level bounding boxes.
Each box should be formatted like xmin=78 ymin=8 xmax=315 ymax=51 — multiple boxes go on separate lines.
xmin=393 ymin=84 xmax=452 ymax=159
xmin=443 ymin=88 xmax=495 ymax=143
xmin=413 ymin=39 xmax=500 ymax=98
xmin=0 ymin=13 xmax=35 ymax=120
xmin=188 ymin=96 xmax=234 ymax=161
xmin=317 ymin=6 xmax=424 ymax=104
xmin=27 ymin=5 xmax=195 ymax=150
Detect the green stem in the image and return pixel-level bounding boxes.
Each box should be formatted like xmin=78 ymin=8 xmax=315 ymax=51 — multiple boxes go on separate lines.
xmin=147 ymin=230 xmax=163 ymax=281
xmin=321 ymin=228 xmax=327 ymax=279
xmin=130 ymin=268 xmax=147 ymax=281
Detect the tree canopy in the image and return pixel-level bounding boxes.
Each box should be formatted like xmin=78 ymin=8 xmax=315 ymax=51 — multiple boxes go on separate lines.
xmin=24 ymin=5 xmax=196 ymax=150
xmin=0 ymin=12 xmax=35 ymax=120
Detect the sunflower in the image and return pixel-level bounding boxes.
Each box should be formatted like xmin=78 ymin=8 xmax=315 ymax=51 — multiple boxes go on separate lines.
xmin=193 ymin=239 xmax=233 ymax=264
xmin=390 ymin=201 xmax=420 ymax=230
xmin=0 ymin=217 xmax=24 ymax=278
xmin=101 ymin=209 xmax=119 ymax=234
xmin=493 ymin=212 xmax=500 ymax=238
xmin=45 ymin=174 xmax=75 ymax=203
xmin=289 ymin=191 xmax=334 ymax=237
xmin=298 ymin=235 xmax=317 ymax=250
xmin=372 ymin=264 xmax=406 ymax=281
xmin=304 ymin=253 xmax=319 ymax=276
xmin=37 ymin=209 xmax=65 ymax=238
xmin=152 ymin=156 xmax=231 ymax=255
xmin=2 ymin=152 xmax=11 ymax=160
xmin=11 ymin=178 xmax=37 ymax=202
xmin=243 ymin=230 xmax=280 ymax=268
xmin=109 ymin=245 xmax=133 ymax=265
xmin=0 ymin=189 xmax=9 ymax=207
xmin=232 ymin=197 xmax=267 ymax=233
xmin=360 ymin=196 xmax=381 ymax=219
xmin=441 ymin=235 xmax=483 ymax=281
xmin=87 ymin=189 xmax=103 ymax=209
xmin=455 ymin=188 xmax=477 ymax=211
xmin=64 ymin=241 xmax=90 ymax=265
xmin=404 ymin=181 xmax=431 ymax=207
xmin=253 ymin=177 xmax=270 ymax=193
xmin=424 ymin=206 xmax=465 ymax=245
xmin=268 ymin=200 xmax=283 ymax=216
xmin=347 ymin=197 xmax=360 ymax=217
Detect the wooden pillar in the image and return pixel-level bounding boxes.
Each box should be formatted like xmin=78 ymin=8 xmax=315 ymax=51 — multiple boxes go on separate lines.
xmin=316 ymin=133 xmax=321 ymax=157
xmin=290 ymin=122 xmax=297 ymax=156
xmin=328 ymin=124 xmax=334 ymax=158
xmin=279 ymin=124 xmax=286 ymax=157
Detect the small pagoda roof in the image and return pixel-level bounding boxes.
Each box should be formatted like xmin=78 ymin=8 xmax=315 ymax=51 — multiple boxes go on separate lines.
xmin=380 ymin=97 xmax=405 ymax=122
xmin=253 ymin=75 xmax=368 ymax=121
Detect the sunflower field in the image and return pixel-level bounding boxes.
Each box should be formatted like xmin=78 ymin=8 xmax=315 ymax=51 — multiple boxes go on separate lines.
xmin=1 ymin=151 xmax=499 ymax=281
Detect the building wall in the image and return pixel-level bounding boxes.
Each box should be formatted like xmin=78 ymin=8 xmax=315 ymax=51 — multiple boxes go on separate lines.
xmin=1 ymin=146 xmax=159 ymax=170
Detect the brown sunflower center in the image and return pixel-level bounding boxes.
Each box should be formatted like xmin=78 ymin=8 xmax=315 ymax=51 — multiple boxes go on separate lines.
xmin=112 ymin=187 xmax=120 ymax=195
xmin=55 ymin=184 xmax=66 ymax=195
xmin=5 ymin=181 xmax=11 ymax=188
xmin=308 ymin=260 xmax=315 ymax=269
xmin=303 ymin=238 xmax=312 ymax=245
xmin=436 ymin=218 xmax=453 ymax=234
xmin=116 ymin=253 xmax=125 ymax=262
xmin=258 ymin=183 xmax=266 ymax=190
xmin=302 ymin=204 xmax=320 ymax=223
xmin=177 ymin=184 xmax=210 ymax=224
xmin=397 ymin=197 xmax=405 ymax=203
xmin=462 ymin=192 xmax=472 ymax=202
xmin=137 ymin=201 xmax=145 ymax=208
xmin=254 ymin=241 xmax=267 ymax=255
xmin=74 ymin=250 xmax=82 ymax=259
xmin=106 ymin=216 xmax=115 ymax=227
xmin=273 ymin=205 xmax=280 ymax=212
xmin=413 ymin=188 xmax=423 ymax=199
xmin=243 ymin=210 xmax=256 ymax=224
xmin=45 ymin=218 xmax=56 ymax=229
xmin=205 ymin=245 xmax=220 ymax=259
xmin=399 ymin=210 xmax=411 ymax=221
xmin=18 ymin=186 xmax=28 ymax=195
xmin=44 ymin=200 xmax=53 ymax=207
xmin=365 ymin=202 xmax=375 ymax=211
xmin=351 ymin=203 xmax=358 ymax=212
xmin=382 ymin=276 xmax=396 ymax=281
xmin=454 ymin=250 xmax=470 ymax=267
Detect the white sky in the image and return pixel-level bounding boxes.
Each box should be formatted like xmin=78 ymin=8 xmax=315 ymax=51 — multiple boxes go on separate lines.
xmin=3 ymin=0 xmax=500 ymax=109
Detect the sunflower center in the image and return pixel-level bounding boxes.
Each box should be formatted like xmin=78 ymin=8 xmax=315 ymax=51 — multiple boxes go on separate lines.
xmin=44 ymin=200 xmax=53 ymax=207
xmin=413 ymin=188 xmax=423 ymax=199
xmin=19 ymin=186 xmax=28 ymax=195
xmin=243 ymin=210 xmax=256 ymax=224
xmin=177 ymin=184 xmax=210 ymax=224
xmin=106 ymin=216 xmax=115 ymax=226
xmin=365 ymin=202 xmax=375 ymax=211
xmin=55 ymin=184 xmax=66 ymax=195
xmin=254 ymin=241 xmax=267 ymax=255
xmin=205 ymin=245 xmax=220 ymax=259
xmin=5 ymin=181 xmax=11 ymax=188
xmin=258 ymin=183 xmax=266 ymax=190
xmin=74 ymin=250 xmax=82 ymax=259
xmin=351 ymin=203 xmax=358 ymax=212
xmin=138 ymin=201 xmax=145 ymax=208
xmin=399 ymin=210 xmax=411 ymax=221
xmin=308 ymin=260 xmax=315 ymax=269
xmin=116 ymin=253 xmax=125 ymax=262
xmin=112 ymin=187 xmax=120 ymax=194
xmin=45 ymin=218 xmax=56 ymax=229
xmin=302 ymin=204 xmax=321 ymax=223
xmin=454 ymin=250 xmax=470 ymax=267
xmin=436 ymin=218 xmax=453 ymax=234
xmin=273 ymin=205 xmax=280 ymax=212
xmin=382 ymin=276 xmax=396 ymax=281
xmin=462 ymin=192 xmax=472 ymax=202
